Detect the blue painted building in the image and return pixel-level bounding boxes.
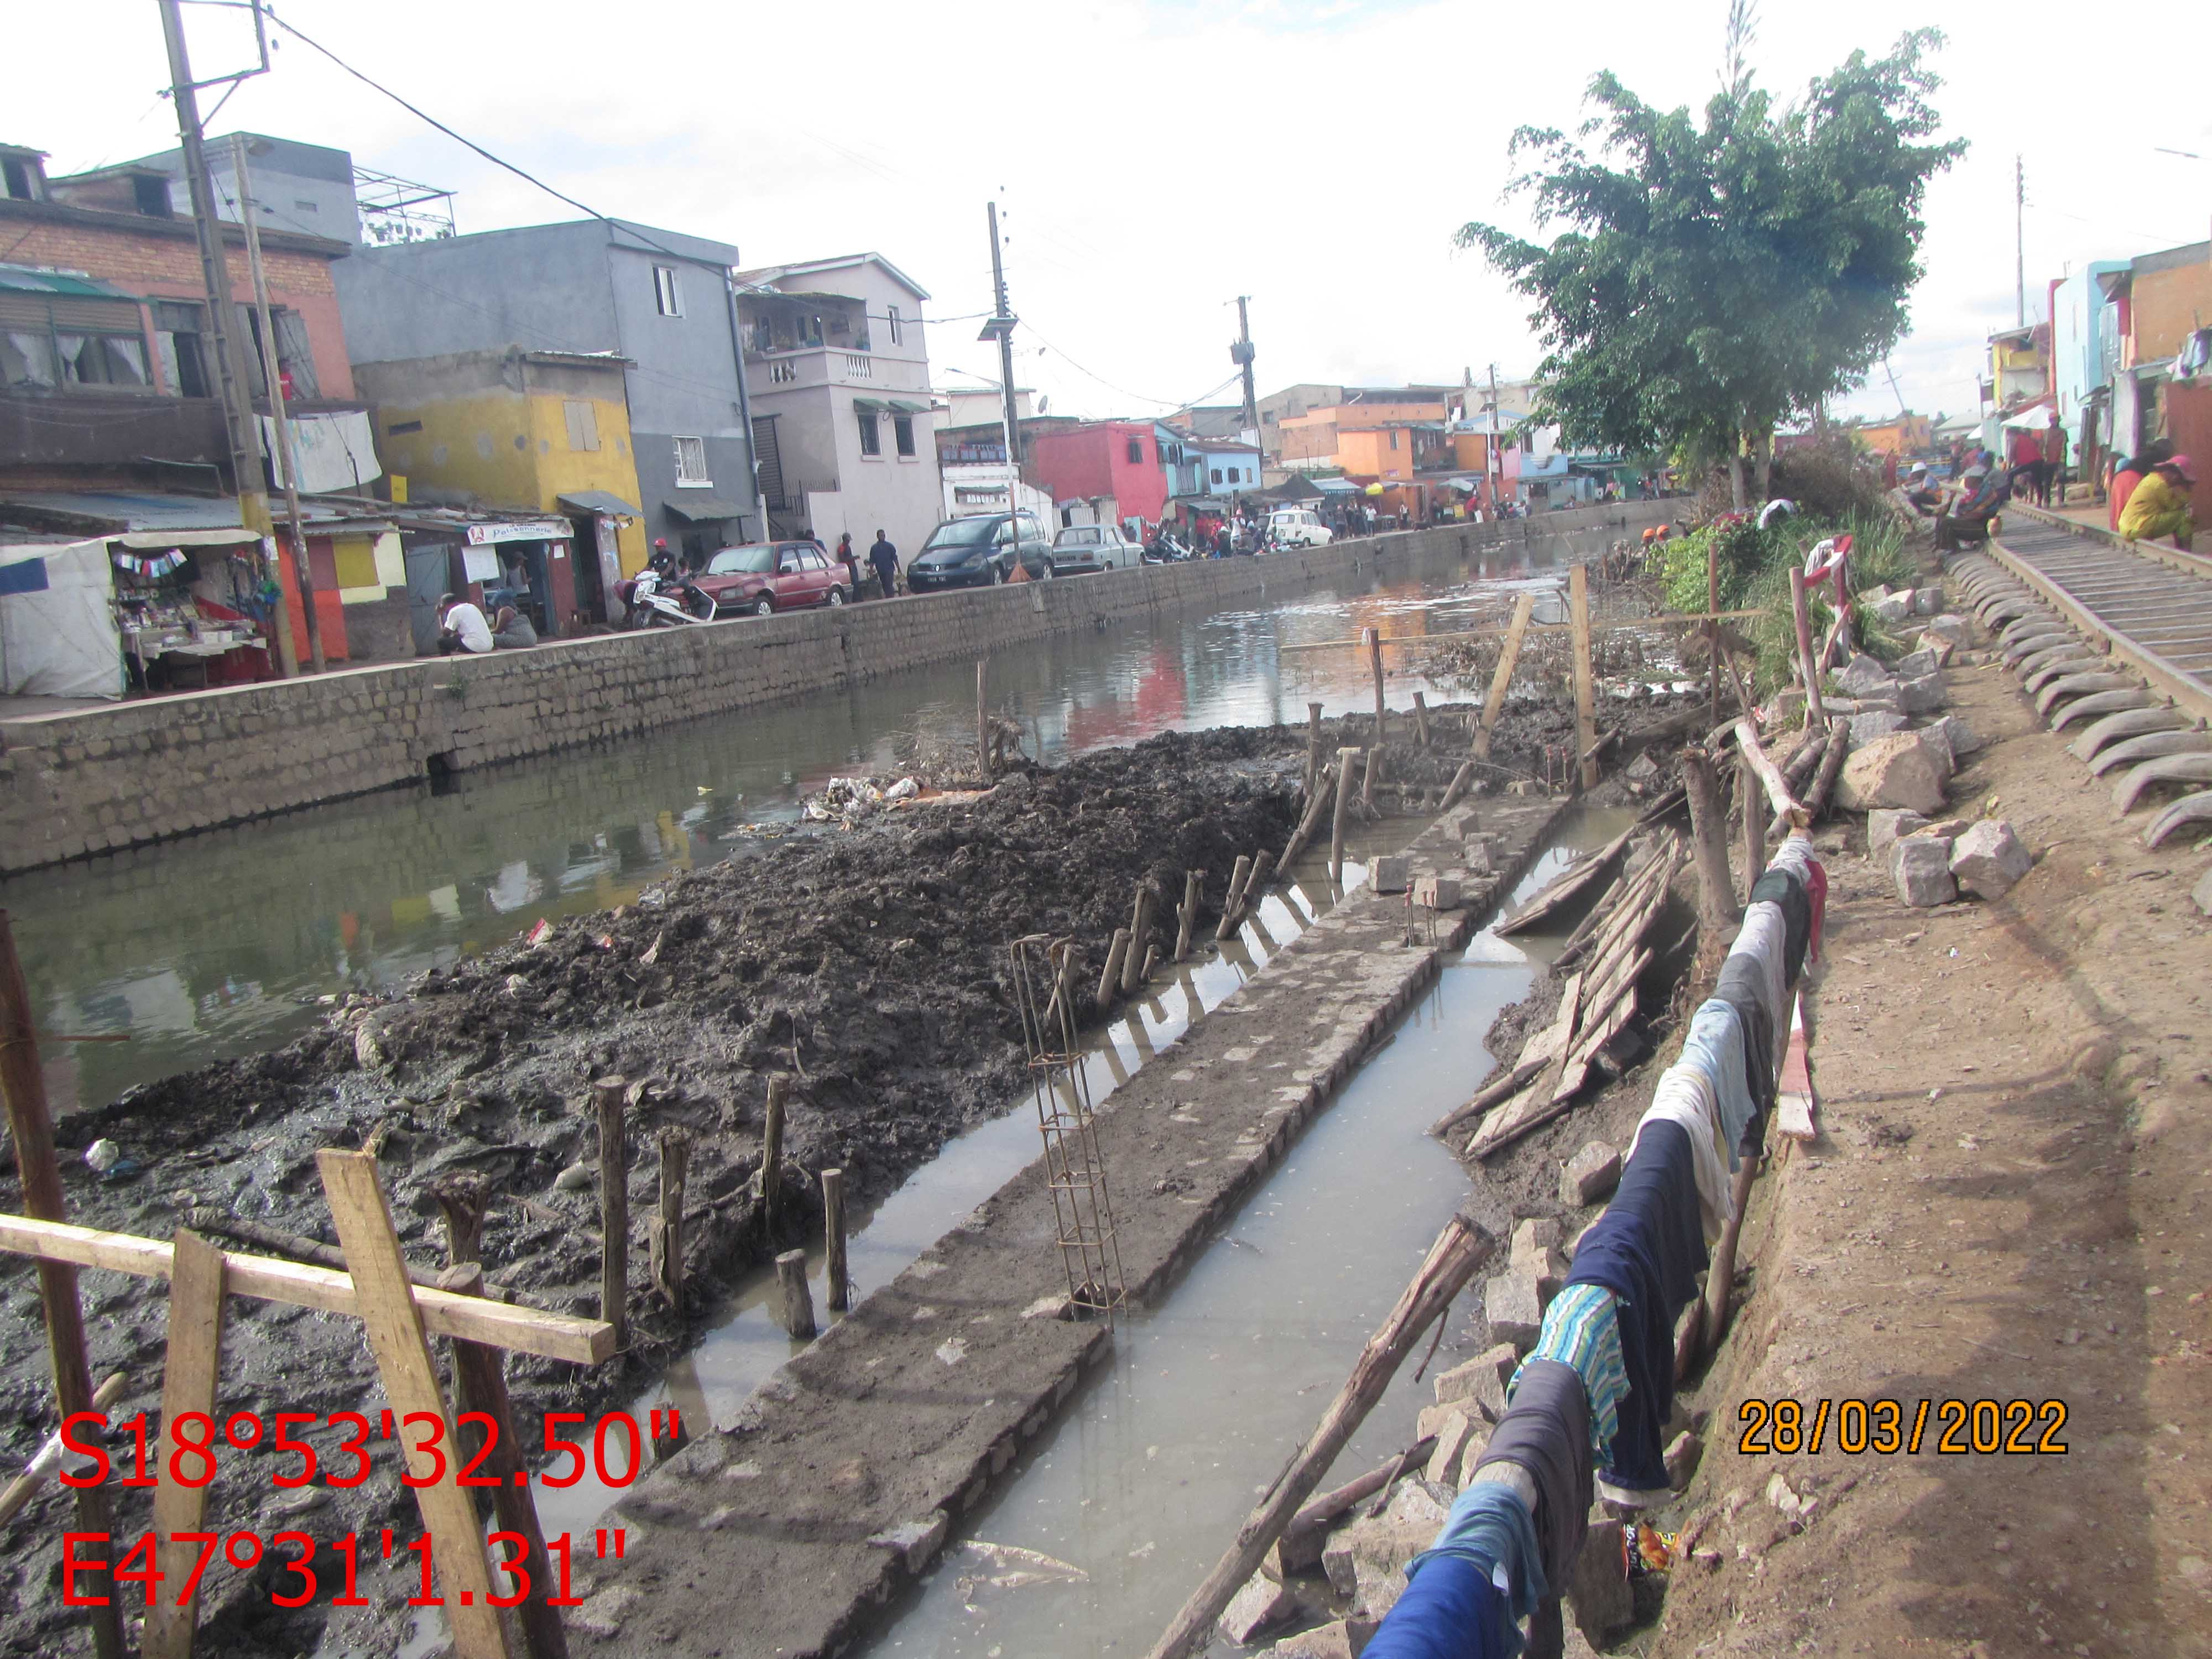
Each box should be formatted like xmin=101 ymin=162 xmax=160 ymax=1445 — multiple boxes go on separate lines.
xmin=2050 ymin=262 xmax=2125 ymax=474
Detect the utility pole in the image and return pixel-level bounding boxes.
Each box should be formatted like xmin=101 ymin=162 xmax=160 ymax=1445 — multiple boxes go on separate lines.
xmin=2015 ymin=154 xmax=2026 ymax=330
xmin=1232 ymin=296 xmax=1259 ymax=516
xmin=1487 ymin=362 xmax=1503 ymax=513
xmin=232 ymin=136 xmax=324 ymax=673
xmin=982 ymin=202 xmax=1022 ymax=521
xmin=158 ymin=0 xmax=301 ymax=674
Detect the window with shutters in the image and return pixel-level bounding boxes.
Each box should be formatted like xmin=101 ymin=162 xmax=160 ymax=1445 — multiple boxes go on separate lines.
xmin=674 ymin=435 xmax=711 ymax=486
xmin=563 ymin=400 xmax=601 ymax=452
xmin=0 ymin=291 xmax=155 ymax=394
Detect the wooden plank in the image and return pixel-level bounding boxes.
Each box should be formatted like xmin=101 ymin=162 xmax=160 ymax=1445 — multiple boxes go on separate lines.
xmin=0 ymin=1372 xmax=124 ymax=1527
xmin=1570 ymin=563 xmax=1598 ymax=789
xmin=0 ymin=1213 xmax=614 ymax=1364
xmin=143 ymin=1230 xmax=227 ymax=1659
xmin=317 ymin=1150 xmax=512 ymax=1659
xmin=1467 ymin=972 xmax=1584 ymax=1157
xmin=1472 ymin=593 xmax=1535 ymax=759
xmin=1142 ymin=1212 xmax=1496 ymax=1659
xmin=1276 ymin=608 xmax=1769 ymax=655
xmin=1427 ymin=1055 xmax=1548 ymax=1138
xmin=1494 ymin=828 xmax=1632 ymax=935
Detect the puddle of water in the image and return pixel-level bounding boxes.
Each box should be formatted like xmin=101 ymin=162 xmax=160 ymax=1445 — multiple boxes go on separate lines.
xmin=7 ymin=529 xmax=1636 ymax=1118
xmin=859 ymin=807 xmax=1636 ymax=1659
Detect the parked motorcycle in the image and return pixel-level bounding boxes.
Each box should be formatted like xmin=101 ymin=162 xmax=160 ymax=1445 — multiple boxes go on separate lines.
xmin=619 ymin=557 xmax=716 ymax=627
xmin=1142 ymin=532 xmax=1193 ymax=564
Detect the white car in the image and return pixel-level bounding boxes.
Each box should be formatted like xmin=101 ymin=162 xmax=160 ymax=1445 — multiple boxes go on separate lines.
xmin=1050 ymin=524 xmax=1140 ymax=573
xmin=1268 ymin=508 xmax=1334 ymax=548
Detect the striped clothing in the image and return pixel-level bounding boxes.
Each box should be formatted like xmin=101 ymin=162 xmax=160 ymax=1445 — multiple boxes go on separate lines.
xmin=1512 ymin=1282 xmax=1626 ymax=1465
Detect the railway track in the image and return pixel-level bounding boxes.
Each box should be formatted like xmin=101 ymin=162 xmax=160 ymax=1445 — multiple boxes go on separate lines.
xmin=1947 ymin=510 xmax=2212 ymax=851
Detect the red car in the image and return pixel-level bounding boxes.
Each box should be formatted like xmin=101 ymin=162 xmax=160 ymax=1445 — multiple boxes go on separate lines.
xmin=695 ymin=540 xmax=849 ymax=616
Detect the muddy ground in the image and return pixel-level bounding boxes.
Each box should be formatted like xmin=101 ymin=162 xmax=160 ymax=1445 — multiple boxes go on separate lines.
xmin=0 ymin=694 xmax=1608 ymax=1658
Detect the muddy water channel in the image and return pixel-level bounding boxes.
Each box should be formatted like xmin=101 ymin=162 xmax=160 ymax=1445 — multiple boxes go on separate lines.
xmin=8 ymin=524 xmax=1630 ymax=1118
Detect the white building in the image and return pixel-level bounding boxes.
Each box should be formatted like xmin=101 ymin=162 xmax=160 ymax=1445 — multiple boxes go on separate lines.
xmin=733 ymin=253 xmax=943 ymax=554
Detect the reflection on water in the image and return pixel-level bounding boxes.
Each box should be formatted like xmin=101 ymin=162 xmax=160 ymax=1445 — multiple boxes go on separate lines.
xmin=7 ymin=528 xmax=1634 ymax=1116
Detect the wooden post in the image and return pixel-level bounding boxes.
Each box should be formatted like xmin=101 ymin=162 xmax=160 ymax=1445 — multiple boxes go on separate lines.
xmin=142 ymin=1230 xmax=226 ymax=1659
xmin=1140 ymin=1211 xmax=1496 ymax=1659
xmin=1215 ymin=855 xmax=1255 ymax=941
xmin=1098 ymin=930 xmax=1131 ymax=1008
xmin=775 ymin=1249 xmax=817 ymax=1340
xmin=1244 ymin=851 xmax=1275 ymax=912
xmin=1360 ymin=744 xmax=1382 ymax=812
xmin=1699 ymin=1159 xmax=1762 ymax=1359
xmin=0 ymin=912 xmax=124 ymax=1659
xmin=1706 ymin=530 xmax=1721 ymax=724
xmin=1680 ymin=748 xmax=1743 ymax=937
xmin=1175 ymin=869 xmax=1203 ymax=961
xmin=0 ymin=1372 xmax=124 ymax=1528
xmin=1124 ymin=888 xmax=1154 ymax=994
xmin=318 ymin=1150 xmax=512 ymax=1659
xmin=1569 ymin=562 xmax=1598 ymax=789
xmin=1140 ymin=944 xmax=1161 ymax=982
xmin=1280 ymin=763 xmax=1334 ymax=870
xmin=1411 ymin=691 xmax=1431 ymax=748
xmin=653 ymin=1130 xmax=688 ymax=1308
xmin=430 ymin=1173 xmax=490 ymax=1267
xmin=1788 ymin=565 xmax=1825 ymax=727
xmin=1438 ymin=759 xmax=1476 ymax=814
xmin=975 ymin=658 xmax=990 ymax=781
xmin=761 ymin=1073 xmax=788 ymax=1236
xmin=593 ymin=1076 xmax=628 ymax=1353
xmin=1739 ymin=753 xmax=1767 ymax=901
xmin=1330 ymin=748 xmax=1361 ymax=884
xmin=822 ymin=1168 xmax=849 ymax=1313
xmin=440 ymin=1262 xmax=571 ymax=1659
xmin=1473 ymin=593 xmax=1533 ymax=759
xmin=1305 ymin=701 xmax=1323 ymax=799
xmin=1366 ymin=627 xmax=1386 ymax=745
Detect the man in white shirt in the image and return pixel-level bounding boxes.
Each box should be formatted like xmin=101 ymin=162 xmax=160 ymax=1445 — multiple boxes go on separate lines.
xmin=437 ymin=593 xmax=494 ymax=655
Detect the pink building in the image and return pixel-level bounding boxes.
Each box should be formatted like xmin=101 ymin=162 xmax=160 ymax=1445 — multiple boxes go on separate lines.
xmin=1026 ymin=421 xmax=1171 ymax=533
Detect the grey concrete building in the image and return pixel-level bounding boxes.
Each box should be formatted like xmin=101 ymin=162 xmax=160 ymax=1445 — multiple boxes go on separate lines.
xmin=334 ymin=217 xmax=764 ymax=557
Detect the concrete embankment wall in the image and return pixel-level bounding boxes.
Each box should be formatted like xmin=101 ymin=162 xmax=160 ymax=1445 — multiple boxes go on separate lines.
xmin=0 ymin=502 xmax=1665 ymax=874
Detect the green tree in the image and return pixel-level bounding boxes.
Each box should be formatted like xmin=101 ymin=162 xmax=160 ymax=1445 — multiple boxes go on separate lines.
xmin=1459 ymin=29 xmax=1963 ymax=507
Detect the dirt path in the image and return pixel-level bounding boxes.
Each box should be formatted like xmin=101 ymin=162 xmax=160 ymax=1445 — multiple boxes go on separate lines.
xmin=1655 ymin=602 xmax=2212 ymax=1655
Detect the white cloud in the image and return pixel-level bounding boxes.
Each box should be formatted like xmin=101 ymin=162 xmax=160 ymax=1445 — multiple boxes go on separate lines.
xmin=13 ymin=0 xmax=2209 ymax=426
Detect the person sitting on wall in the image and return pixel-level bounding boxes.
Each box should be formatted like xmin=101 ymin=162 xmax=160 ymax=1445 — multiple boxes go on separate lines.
xmin=1934 ymin=463 xmax=2007 ymax=551
xmin=437 ymin=593 xmax=494 ymax=655
xmin=2116 ymin=453 xmax=2196 ymax=549
xmin=491 ymin=604 xmax=538 ymax=649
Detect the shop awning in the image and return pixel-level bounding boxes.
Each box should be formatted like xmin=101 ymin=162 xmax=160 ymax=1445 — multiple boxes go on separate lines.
xmin=851 ymin=397 xmax=888 ymax=412
xmin=116 ymin=528 xmax=262 ymax=549
xmin=887 ymin=399 xmax=927 ymax=414
xmin=663 ymin=497 xmax=749 ymax=523
xmin=556 ymin=489 xmax=641 ymax=517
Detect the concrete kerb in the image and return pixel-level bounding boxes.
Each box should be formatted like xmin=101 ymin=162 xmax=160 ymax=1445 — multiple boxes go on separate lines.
xmin=1 ymin=504 xmax=1665 ymax=877
xmin=576 ymin=789 xmax=1577 ymax=1657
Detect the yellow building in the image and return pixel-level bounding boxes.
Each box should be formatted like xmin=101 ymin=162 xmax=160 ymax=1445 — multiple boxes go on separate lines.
xmin=352 ymin=347 xmax=649 ymax=617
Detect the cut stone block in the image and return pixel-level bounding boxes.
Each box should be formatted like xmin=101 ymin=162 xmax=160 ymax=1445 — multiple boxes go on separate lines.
xmin=1913 ymin=586 xmax=1944 ymax=615
xmin=1219 ymin=1572 xmax=1299 ymax=1644
xmin=1370 ymin=854 xmax=1412 ymax=893
xmin=1914 ymin=721 xmax=1955 ymax=780
xmin=1433 ymin=1342 xmax=1517 ymax=1418
xmin=1509 ymin=1217 xmax=1563 ymax=1258
xmin=1869 ymin=592 xmax=1914 ymax=624
xmin=1949 ymin=819 xmax=2031 ymax=899
xmin=1424 ymin=1410 xmax=1482 ymax=1486
xmin=1265 ymin=1619 xmax=1378 ymax=1659
xmin=1412 ymin=874 xmax=1462 ymax=910
xmin=1866 ymin=809 xmax=1929 ymax=860
xmin=1892 ymin=837 xmax=1957 ymax=907
xmin=1665 ymin=1430 xmax=1704 ymax=1489
xmin=1849 ymin=709 xmax=1907 ymax=747
xmin=1896 ymin=673 xmax=1948 ymax=715
xmin=1566 ymin=1516 xmax=1632 ymax=1644
xmin=1925 ymin=712 xmax=1983 ymax=757
xmin=1561 ymin=1140 xmax=1621 ymax=1205
xmin=865 ymin=1510 xmax=950 ymax=1572
xmin=1483 ymin=1270 xmax=1545 ymax=1351
xmin=1837 ymin=731 xmax=1947 ymax=815
xmin=1921 ymin=613 xmax=1970 ymax=648
xmin=1836 ymin=653 xmax=1900 ymax=699
xmin=1893 ymin=648 xmax=1939 ymax=679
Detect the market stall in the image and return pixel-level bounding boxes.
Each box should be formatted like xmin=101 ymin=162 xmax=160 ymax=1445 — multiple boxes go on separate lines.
xmin=0 ymin=539 xmax=124 ymax=701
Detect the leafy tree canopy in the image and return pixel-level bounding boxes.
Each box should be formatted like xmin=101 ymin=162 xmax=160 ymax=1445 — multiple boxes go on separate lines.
xmin=1459 ymin=30 xmax=1964 ymax=475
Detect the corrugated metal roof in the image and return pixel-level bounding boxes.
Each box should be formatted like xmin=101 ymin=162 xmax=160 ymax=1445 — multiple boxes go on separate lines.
xmin=0 ymin=262 xmax=138 ymax=300
xmin=2 ymin=490 xmax=244 ymax=531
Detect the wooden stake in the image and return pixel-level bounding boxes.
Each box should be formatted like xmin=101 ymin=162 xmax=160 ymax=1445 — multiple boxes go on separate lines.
xmin=1175 ymin=869 xmax=1203 ymax=961
xmin=593 ymin=1077 xmax=628 ymax=1353
xmin=0 ymin=1371 xmax=125 ymax=1528
xmin=1099 ymin=929 xmax=1130 ymax=1008
xmin=1739 ymin=754 xmax=1767 ymax=904
xmin=1801 ymin=714 xmax=1850 ymax=824
xmin=142 ymin=1230 xmax=225 ymax=1659
xmin=1243 ymin=851 xmax=1275 ymax=915
xmin=0 ymin=912 xmax=123 ymax=1659
xmin=1426 ymin=1054 xmax=1548 ymax=1138
xmin=1360 ymin=744 xmax=1382 ymax=812
xmin=1788 ymin=565 xmax=1825 ymax=726
xmin=1366 ymin=627 xmax=1387 ymax=744
xmin=317 ymin=1150 xmax=512 ymax=1659
xmin=1305 ymin=701 xmax=1323 ymax=799
xmin=1569 ymin=562 xmax=1598 ymax=789
xmin=1473 ymin=594 xmax=1533 ymax=759
xmin=1141 ymin=1210 xmax=1496 ymax=1659
xmin=1411 ymin=691 xmax=1432 ymax=748
xmin=761 ymin=1073 xmax=789 ymax=1237
xmin=1281 ymin=763 xmax=1335 ymax=870
xmin=1706 ymin=530 xmax=1721 ymax=724
xmin=430 ymin=1173 xmax=491 ymax=1267
xmin=439 ymin=1264 xmax=571 ymax=1659
xmin=1215 ymin=855 xmax=1255 ymax=941
xmin=1681 ymin=748 xmax=1743 ymax=937
xmin=653 ymin=1130 xmax=688 ymax=1308
xmin=1437 ymin=759 xmax=1476 ymax=814
xmin=1140 ymin=944 xmax=1161 ymax=982
xmin=1699 ymin=1159 xmax=1762 ymax=1360
xmin=1329 ymin=749 xmax=1361 ymax=884
xmin=823 ymin=1168 xmax=849 ymax=1312
xmin=975 ymin=658 xmax=991 ymax=781
xmin=775 ymin=1249 xmax=816 ymax=1340
xmin=1124 ymin=888 xmax=1154 ymax=994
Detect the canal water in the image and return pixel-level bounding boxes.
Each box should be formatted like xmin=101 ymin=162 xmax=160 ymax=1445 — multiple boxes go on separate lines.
xmin=8 ymin=524 xmax=1629 ymax=1118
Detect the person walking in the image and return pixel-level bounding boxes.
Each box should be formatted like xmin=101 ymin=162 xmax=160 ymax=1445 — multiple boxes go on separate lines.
xmin=868 ymin=528 xmax=900 ymax=598
xmin=835 ymin=531 xmax=860 ymax=597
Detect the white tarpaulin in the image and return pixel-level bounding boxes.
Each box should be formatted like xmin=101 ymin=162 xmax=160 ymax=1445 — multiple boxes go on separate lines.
xmin=0 ymin=540 xmax=123 ymax=700
xmin=259 ymin=410 xmax=382 ymax=494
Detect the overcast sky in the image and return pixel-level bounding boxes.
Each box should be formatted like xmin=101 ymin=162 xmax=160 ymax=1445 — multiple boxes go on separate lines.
xmin=14 ymin=1 xmax=2211 ymax=428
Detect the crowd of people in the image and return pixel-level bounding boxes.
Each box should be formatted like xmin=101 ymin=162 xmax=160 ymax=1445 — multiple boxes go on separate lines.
xmin=1917 ymin=435 xmax=2194 ymax=554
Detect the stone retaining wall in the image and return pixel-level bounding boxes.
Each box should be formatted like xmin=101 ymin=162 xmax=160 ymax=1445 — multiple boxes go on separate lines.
xmin=0 ymin=503 xmax=1665 ymax=874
